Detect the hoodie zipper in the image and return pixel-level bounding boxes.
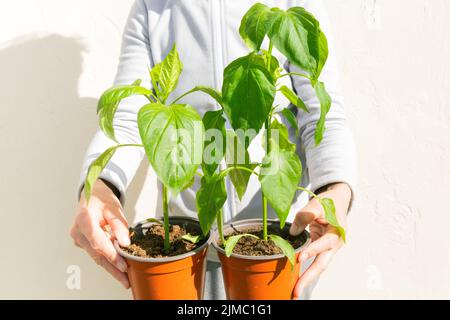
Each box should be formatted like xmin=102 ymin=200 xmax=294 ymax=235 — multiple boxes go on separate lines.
xmin=210 ymin=0 xmax=235 ymax=223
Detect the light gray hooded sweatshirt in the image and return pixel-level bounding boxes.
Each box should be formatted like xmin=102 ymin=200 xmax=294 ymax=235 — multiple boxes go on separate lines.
xmin=79 ymin=0 xmax=357 ymax=227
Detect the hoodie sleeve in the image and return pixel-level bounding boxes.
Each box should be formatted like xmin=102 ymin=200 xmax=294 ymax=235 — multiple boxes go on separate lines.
xmin=78 ymin=0 xmax=152 ymax=203
xmin=289 ymin=0 xmax=358 ymax=197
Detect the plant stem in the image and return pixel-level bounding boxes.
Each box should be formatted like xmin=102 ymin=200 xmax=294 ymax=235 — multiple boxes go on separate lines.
xmin=147 ymin=91 xmax=162 ymax=104
xmin=297 ymin=186 xmax=318 ymax=199
xmin=195 ymin=171 xmax=204 ymax=177
xmin=172 ymin=87 xmax=223 ymax=108
xmin=171 ymin=94 xmax=185 ymax=105
xmin=219 ymin=165 xmax=258 ymax=180
xmin=218 ymin=209 xmax=225 ymax=244
xmin=172 ymin=89 xmax=196 ymax=105
xmin=116 ymin=143 xmax=144 ymax=148
xmin=262 ymin=195 xmax=268 ymax=241
xmin=262 ymin=118 xmax=271 ymax=241
xmin=146 ymin=94 xmax=157 ymax=103
xmin=278 ymin=72 xmax=311 ymax=80
xmin=262 ymin=43 xmax=274 ymax=242
xmin=267 ymin=41 xmax=274 ymax=70
xmin=265 ymin=119 xmax=272 ymax=153
xmin=162 ymin=184 xmax=170 ymax=252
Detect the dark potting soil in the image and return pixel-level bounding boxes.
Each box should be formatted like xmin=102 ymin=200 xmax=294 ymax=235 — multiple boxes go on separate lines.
xmin=123 ymin=224 xmax=202 ymax=258
xmin=221 ymin=224 xmax=307 ymax=257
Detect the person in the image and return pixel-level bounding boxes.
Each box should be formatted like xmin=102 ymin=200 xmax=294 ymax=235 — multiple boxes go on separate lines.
xmin=70 ymin=0 xmax=357 ymax=300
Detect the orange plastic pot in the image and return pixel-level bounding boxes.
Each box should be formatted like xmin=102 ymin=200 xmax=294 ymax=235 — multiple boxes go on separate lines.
xmin=115 ymin=216 xmax=210 ymax=300
xmin=212 ymin=219 xmax=311 ymax=300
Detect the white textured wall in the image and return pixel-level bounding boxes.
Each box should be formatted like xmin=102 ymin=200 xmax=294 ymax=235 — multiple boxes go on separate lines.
xmin=0 ymin=0 xmax=448 ymax=299
xmin=318 ymin=0 xmax=450 ymax=300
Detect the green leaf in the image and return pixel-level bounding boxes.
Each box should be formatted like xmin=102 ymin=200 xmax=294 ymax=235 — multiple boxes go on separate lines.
xmin=224 ymin=234 xmax=259 ymax=257
xmin=97 ymin=85 xmax=151 ymax=141
xmin=259 ymin=147 xmax=302 ymax=228
xmin=202 ymin=110 xmax=226 ymax=176
xmin=138 ymin=103 xmax=204 ymax=194
xmin=262 ymin=51 xmax=282 ymax=79
xmin=84 ymin=146 xmax=118 ymax=202
xmin=150 ymin=63 xmax=161 ymax=97
xmin=269 ymin=234 xmax=296 ymax=267
xmin=225 ymin=131 xmax=256 ymax=200
xmin=268 ymin=9 xmax=316 ymax=78
xmin=269 ymin=119 xmax=296 ymax=153
xmin=288 ymin=7 xmax=329 ymax=80
xmin=146 ymin=218 xmax=162 ymax=224
xmin=196 ymin=173 xmax=227 ymax=236
xmin=268 ymin=7 xmax=328 ymax=80
xmin=279 ymin=85 xmax=309 ymax=113
xmin=131 ymin=79 xmax=142 ymax=86
xmin=281 ymin=108 xmax=299 ymax=137
xmin=318 ymin=198 xmax=346 ymax=242
xmin=239 ymin=3 xmax=272 ymax=50
xmin=314 ymin=82 xmax=332 ymax=145
xmin=228 ymin=164 xmax=257 ymax=201
xmin=151 ymin=44 xmax=183 ymax=103
xmin=222 ymin=52 xmax=276 ymax=135
xmin=182 ymin=234 xmax=203 ymax=244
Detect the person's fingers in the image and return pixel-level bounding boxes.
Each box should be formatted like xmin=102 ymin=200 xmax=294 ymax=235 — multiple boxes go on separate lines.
xmin=309 ymin=221 xmax=326 ymax=241
xmin=299 ymin=228 xmax=342 ymax=263
xmin=76 ymin=211 xmax=128 ymax=273
xmin=70 ymin=225 xmax=82 ymax=248
xmin=290 ymin=197 xmax=327 ymax=236
xmin=104 ymin=210 xmax=131 ymax=248
xmin=76 ymin=233 xmax=130 ymax=289
xmin=292 ymin=248 xmax=338 ymax=299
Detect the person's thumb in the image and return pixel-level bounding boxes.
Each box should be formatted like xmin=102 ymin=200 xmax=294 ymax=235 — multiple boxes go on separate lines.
xmin=289 ymin=201 xmax=321 ymax=236
xmin=106 ymin=214 xmax=131 ymax=247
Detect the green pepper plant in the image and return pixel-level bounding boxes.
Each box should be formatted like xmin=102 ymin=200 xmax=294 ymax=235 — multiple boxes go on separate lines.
xmin=84 ymin=44 xmax=205 ymax=252
xmin=176 ymin=3 xmax=347 ymax=266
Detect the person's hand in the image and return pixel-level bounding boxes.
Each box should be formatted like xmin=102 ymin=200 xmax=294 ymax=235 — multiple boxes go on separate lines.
xmin=70 ymin=179 xmax=131 ymax=289
xmin=290 ymin=182 xmax=352 ymax=299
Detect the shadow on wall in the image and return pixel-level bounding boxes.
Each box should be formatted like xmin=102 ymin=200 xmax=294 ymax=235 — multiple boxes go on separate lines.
xmin=0 ymin=34 xmax=142 ymax=299
xmin=0 ymin=35 xmax=96 ymax=200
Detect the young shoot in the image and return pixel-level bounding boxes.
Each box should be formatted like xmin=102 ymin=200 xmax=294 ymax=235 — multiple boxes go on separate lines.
xmin=184 ymin=3 xmax=345 ymax=266
xmin=85 ymin=44 xmax=205 ymax=253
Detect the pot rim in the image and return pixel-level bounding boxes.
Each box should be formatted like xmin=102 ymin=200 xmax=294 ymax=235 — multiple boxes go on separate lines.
xmin=211 ymin=218 xmax=311 ymax=261
xmin=114 ymin=216 xmax=211 ymax=264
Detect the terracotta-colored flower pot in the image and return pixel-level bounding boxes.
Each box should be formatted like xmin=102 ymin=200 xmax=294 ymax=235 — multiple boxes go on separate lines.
xmin=114 ymin=216 xmax=210 ymax=300
xmin=212 ymin=219 xmax=311 ymax=300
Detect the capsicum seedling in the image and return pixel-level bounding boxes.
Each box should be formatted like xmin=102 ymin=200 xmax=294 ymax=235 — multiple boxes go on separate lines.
xmin=85 ymin=44 xmax=205 ymax=252
xmin=179 ymin=3 xmax=346 ymax=265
